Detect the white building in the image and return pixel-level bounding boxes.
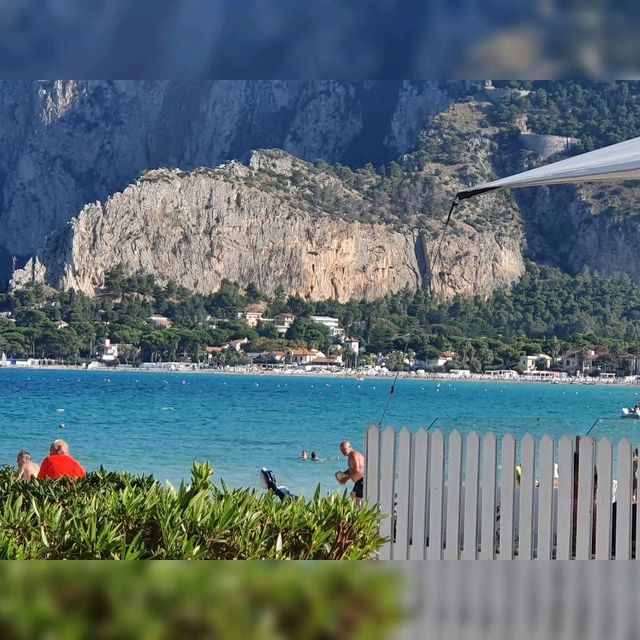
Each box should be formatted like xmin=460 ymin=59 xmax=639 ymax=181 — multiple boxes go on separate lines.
xmin=273 ymin=312 xmax=296 ymax=336
xmin=101 ymin=339 xmax=118 ymax=363
xmin=342 ymin=337 xmax=360 ymax=354
xmin=485 ymin=369 xmax=519 ymax=379
xmin=309 ymin=315 xmax=344 ymax=338
xmin=519 ymin=353 xmax=552 ymax=372
xmin=237 ymin=309 xmax=263 ymax=328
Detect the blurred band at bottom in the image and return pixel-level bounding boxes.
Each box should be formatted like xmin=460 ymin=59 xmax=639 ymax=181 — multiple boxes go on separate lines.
xmin=0 ymin=561 xmax=637 ymax=639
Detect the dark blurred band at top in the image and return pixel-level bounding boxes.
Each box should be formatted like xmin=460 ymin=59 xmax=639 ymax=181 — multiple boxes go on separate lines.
xmin=0 ymin=0 xmax=637 ymax=79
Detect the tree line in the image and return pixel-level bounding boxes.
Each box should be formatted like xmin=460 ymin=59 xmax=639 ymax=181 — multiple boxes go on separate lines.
xmin=2 ymin=262 xmax=640 ymax=373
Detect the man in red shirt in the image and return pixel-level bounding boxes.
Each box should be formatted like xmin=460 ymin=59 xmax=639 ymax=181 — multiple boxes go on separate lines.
xmin=38 ymin=439 xmax=86 ymax=480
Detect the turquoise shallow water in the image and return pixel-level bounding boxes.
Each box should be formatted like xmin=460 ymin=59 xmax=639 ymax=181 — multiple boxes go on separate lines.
xmin=2 ymin=368 xmax=640 ymax=497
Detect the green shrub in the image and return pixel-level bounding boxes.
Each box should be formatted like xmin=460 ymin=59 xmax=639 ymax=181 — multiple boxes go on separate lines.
xmin=0 ymin=463 xmax=386 ymax=559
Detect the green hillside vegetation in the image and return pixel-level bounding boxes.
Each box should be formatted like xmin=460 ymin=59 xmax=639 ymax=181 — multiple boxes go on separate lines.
xmin=491 ymin=81 xmax=640 ymax=151
xmin=3 ymin=262 xmax=640 ymax=374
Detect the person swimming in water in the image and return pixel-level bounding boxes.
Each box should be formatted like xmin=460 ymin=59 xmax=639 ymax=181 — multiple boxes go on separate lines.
xmin=300 ymin=450 xmax=308 ymax=460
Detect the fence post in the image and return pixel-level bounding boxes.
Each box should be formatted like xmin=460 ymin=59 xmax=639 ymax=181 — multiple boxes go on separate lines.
xmin=462 ymin=431 xmax=481 ymax=559
xmin=595 ymin=438 xmax=613 ymax=560
xmin=445 ymin=430 xmax=463 ymax=560
xmin=537 ymin=435 xmax=555 ymax=560
xmin=518 ymin=433 xmax=536 ymax=559
xmin=480 ymin=432 xmax=498 ymax=559
xmin=378 ymin=427 xmax=396 ymax=560
xmin=575 ymin=436 xmax=596 ymax=559
xmin=499 ymin=434 xmax=516 ymax=559
xmin=615 ymin=439 xmax=633 ymax=560
xmin=409 ymin=429 xmax=430 ymax=560
xmin=393 ymin=427 xmax=412 ymax=560
xmin=427 ymin=429 xmax=445 ymax=560
xmin=556 ymin=436 xmax=575 ymax=559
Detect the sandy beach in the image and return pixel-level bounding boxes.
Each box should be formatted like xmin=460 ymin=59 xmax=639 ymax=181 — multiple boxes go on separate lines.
xmin=4 ymin=361 xmax=640 ymax=388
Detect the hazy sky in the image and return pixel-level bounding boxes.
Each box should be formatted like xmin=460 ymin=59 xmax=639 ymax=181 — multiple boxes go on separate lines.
xmin=1 ymin=1 xmax=637 ymax=78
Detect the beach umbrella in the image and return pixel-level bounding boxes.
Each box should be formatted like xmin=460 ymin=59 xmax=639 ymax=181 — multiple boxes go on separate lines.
xmin=438 ymin=134 xmax=640 ymax=256
xmin=458 ymin=134 xmax=640 ymax=201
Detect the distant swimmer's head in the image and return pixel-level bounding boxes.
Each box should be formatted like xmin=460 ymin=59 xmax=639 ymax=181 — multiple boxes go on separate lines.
xmin=16 ymin=451 xmax=31 ymax=465
xmin=311 ymin=452 xmax=318 ymax=461
xmin=50 ymin=439 xmax=69 ymax=456
xmin=300 ymin=450 xmax=308 ymax=459
xmin=58 ymin=423 xmax=65 ymax=429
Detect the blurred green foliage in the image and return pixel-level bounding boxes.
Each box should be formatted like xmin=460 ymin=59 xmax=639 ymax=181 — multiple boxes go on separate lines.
xmin=0 ymin=561 xmax=405 ymax=639
xmin=0 ymin=462 xmax=385 ymax=560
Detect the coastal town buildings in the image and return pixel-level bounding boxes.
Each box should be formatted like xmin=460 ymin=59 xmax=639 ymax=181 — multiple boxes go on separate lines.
xmin=100 ymin=339 xmax=118 ymax=363
xmin=561 ymin=350 xmax=595 ymax=375
xmin=518 ymin=353 xmax=552 ymax=372
xmin=237 ymin=305 xmax=264 ymax=328
xmin=309 ymin=315 xmax=344 ymax=338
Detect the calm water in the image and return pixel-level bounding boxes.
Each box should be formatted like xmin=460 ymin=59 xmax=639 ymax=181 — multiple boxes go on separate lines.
xmin=2 ymin=368 xmax=640 ymax=497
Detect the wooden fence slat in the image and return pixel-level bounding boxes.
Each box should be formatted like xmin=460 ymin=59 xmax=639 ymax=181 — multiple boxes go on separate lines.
xmin=595 ymin=438 xmax=613 ymax=559
xmin=518 ymin=433 xmax=536 ymax=559
xmin=392 ymin=428 xmax=412 ymax=560
xmin=364 ymin=425 xmax=380 ymax=507
xmin=427 ymin=429 xmax=446 ymax=559
xmin=462 ymin=431 xmax=481 ymax=559
xmin=409 ymin=429 xmax=429 ymax=560
xmin=615 ymin=439 xmax=633 ymax=560
xmin=445 ymin=430 xmax=463 ymax=560
xmin=556 ymin=436 xmax=575 ymax=559
xmin=575 ymin=437 xmax=596 ymax=559
xmin=378 ymin=427 xmax=396 ymax=560
xmin=537 ymin=435 xmax=555 ymax=559
xmin=499 ymin=434 xmax=516 ymax=559
xmin=480 ymin=432 xmax=498 ymax=559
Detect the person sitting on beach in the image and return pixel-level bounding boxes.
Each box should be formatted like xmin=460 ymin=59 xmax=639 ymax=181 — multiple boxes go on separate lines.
xmin=300 ymin=450 xmax=308 ymax=460
xmin=338 ymin=441 xmax=365 ymax=506
xmin=37 ymin=440 xmax=86 ymax=480
xmin=16 ymin=451 xmax=40 ymax=482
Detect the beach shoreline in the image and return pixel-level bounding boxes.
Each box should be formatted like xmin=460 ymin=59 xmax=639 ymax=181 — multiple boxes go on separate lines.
xmin=2 ymin=362 xmax=640 ymax=388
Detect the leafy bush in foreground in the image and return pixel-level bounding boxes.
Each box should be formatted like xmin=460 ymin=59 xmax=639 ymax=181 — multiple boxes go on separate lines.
xmin=0 ymin=562 xmax=406 ymax=639
xmin=0 ymin=463 xmax=386 ymax=559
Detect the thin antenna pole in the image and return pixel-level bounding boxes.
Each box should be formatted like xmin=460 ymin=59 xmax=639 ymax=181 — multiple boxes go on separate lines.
xmin=585 ymin=418 xmax=600 ymax=437
xmin=378 ymin=335 xmax=411 ymax=427
xmin=434 ymin=197 xmax=458 ymax=268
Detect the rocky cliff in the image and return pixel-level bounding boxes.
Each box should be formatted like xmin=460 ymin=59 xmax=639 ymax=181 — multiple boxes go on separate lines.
xmin=11 ymin=147 xmax=525 ymax=302
xmin=0 ymin=80 xmax=456 ymax=265
xmin=13 ymin=80 xmax=640 ymax=304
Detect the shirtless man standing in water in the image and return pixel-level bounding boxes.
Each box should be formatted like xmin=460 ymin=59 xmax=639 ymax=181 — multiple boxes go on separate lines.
xmin=338 ymin=441 xmax=365 ymax=506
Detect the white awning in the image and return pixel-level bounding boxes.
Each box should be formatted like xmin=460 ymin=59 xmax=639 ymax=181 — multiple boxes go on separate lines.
xmin=457 ymin=135 xmax=640 ymax=200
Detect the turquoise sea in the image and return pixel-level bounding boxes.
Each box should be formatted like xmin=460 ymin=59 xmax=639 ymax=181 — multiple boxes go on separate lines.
xmin=2 ymin=368 xmax=640 ymax=497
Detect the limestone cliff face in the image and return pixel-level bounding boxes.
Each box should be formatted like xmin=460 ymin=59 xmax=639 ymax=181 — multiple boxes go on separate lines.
xmin=12 ymin=159 xmax=419 ymax=302
xmin=12 ymin=150 xmax=525 ymax=302
xmin=0 ymin=80 xmax=453 ymax=262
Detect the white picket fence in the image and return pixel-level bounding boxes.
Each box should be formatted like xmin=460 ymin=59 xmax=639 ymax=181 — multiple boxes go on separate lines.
xmin=364 ymin=427 xmax=639 ymax=559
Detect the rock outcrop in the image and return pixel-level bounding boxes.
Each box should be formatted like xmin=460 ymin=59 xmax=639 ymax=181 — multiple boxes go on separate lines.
xmin=0 ymin=80 xmax=455 ymax=264
xmin=12 ymin=149 xmax=525 ymax=302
